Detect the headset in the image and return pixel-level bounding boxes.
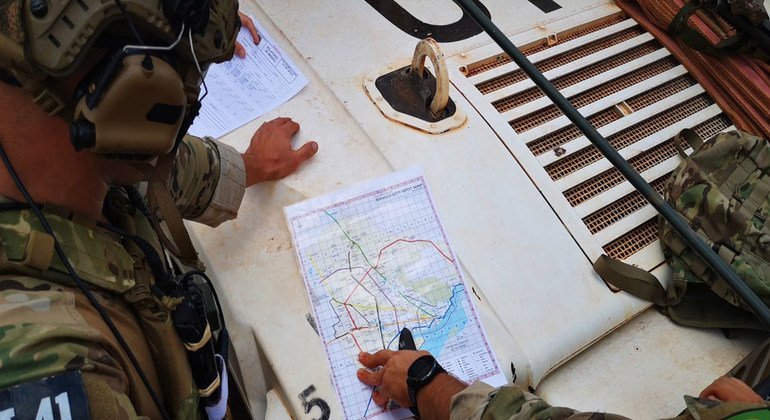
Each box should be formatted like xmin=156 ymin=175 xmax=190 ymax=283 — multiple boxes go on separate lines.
xmin=70 ymin=0 xmax=210 ymax=158
xmin=5 ymin=0 xmax=239 ymax=158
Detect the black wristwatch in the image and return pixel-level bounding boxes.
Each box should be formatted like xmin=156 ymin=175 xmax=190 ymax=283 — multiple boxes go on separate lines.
xmin=406 ymin=355 xmax=446 ymax=417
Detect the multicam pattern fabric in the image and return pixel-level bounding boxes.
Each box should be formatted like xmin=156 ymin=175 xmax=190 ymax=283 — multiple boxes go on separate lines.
xmin=0 ymin=201 xmax=136 ymax=293
xmin=169 ymin=135 xmax=222 ymax=221
xmin=0 ymin=0 xmax=23 ymax=44
xmin=0 ymin=134 xmax=240 ymax=417
xmin=451 ymin=382 xmax=770 ymax=420
xmin=0 ymin=275 xmax=149 ymax=418
xmin=170 ymin=135 xmax=245 ymax=227
xmin=661 ymin=130 xmax=770 ymax=321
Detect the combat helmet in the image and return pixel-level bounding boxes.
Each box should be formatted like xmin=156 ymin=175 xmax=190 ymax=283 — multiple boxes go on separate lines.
xmin=0 ymin=0 xmax=240 ymax=156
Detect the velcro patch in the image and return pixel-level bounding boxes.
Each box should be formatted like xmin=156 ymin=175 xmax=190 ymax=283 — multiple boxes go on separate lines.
xmin=0 ymin=371 xmax=90 ymax=419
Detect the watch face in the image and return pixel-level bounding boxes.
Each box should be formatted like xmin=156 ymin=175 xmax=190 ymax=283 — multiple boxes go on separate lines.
xmin=408 ymin=356 xmax=437 ymax=381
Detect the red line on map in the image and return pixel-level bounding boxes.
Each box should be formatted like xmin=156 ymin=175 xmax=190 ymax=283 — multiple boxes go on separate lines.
xmin=350 ymin=332 xmax=363 ymax=352
xmin=342 ymin=238 xmax=454 ymax=334
xmin=379 ymin=239 xmax=455 ymax=264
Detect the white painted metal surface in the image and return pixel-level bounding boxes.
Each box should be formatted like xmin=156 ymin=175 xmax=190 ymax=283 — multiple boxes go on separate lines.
xmin=187 ymin=1 xmax=765 ymax=418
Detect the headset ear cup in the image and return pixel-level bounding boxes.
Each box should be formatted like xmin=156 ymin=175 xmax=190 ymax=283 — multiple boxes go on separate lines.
xmin=73 ymin=50 xmax=126 ymax=107
xmin=72 ymin=54 xmax=187 ymax=156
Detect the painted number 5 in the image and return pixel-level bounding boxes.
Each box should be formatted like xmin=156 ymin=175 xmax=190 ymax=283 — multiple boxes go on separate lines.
xmin=299 ymin=385 xmax=330 ymax=420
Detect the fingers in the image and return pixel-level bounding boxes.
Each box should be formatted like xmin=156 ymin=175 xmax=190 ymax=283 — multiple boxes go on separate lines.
xmin=234 ymin=41 xmax=246 ymax=58
xmin=241 ymin=16 xmax=261 ymax=45
xmin=294 ymin=141 xmax=318 ymax=163
xmin=359 ymin=350 xmax=394 ymax=369
xmin=356 ymin=366 xmax=384 ymax=387
xmin=266 ymin=117 xmax=296 ymax=127
xmin=699 ymin=377 xmax=763 ymax=403
xmin=371 ymin=389 xmax=389 ymax=407
xmin=281 ymin=119 xmax=300 ymax=136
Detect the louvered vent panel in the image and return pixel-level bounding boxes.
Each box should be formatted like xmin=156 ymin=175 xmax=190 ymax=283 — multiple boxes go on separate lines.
xmin=455 ymin=12 xmax=734 ymax=271
xmin=465 ymin=15 xmax=626 ymax=77
xmin=477 ymin=27 xmax=647 ymax=94
xmin=544 ymin=94 xmax=714 ymax=180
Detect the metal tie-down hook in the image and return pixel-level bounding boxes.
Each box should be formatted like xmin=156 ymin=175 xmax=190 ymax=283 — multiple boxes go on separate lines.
xmin=364 ymin=37 xmax=466 ymax=134
xmin=410 ymin=38 xmax=449 ymax=118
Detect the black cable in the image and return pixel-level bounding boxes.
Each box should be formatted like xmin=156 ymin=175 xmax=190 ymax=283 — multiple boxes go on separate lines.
xmin=117 ymin=186 xmax=175 ymax=278
xmin=98 ymin=220 xmax=228 ymax=351
xmin=0 ymin=142 xmax=170 ymax=420
xmin=114 ymin=0 xmax=145 ymax=46
xmin=97 ymin=221 xmax=176 ymax=293
xmin=453 ymin=0 xmax=770 ymax=328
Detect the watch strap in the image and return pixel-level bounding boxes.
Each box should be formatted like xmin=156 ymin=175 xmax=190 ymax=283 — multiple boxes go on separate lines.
xmin=407 ymin=355 xmax=446 ymax=416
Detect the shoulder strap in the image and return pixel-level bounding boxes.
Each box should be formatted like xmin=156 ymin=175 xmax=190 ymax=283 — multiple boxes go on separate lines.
xmin=593 ymin=255 xmax=667 ymax=306
xmin=595 ymin=255 xmax=770 ymax=331
xmin=147 ymin=155 xmax=203 ymax=270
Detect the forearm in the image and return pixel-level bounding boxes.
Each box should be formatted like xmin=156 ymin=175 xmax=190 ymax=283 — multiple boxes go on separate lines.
xmin=417 ymin=373 xmax=467 ymax=420
xmin=169 ymin=135 xmax=246 ymax=226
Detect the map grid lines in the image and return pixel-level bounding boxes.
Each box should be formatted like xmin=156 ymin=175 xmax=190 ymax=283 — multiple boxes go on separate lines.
xmin=286 ymin=168 xmax=502 ymax=420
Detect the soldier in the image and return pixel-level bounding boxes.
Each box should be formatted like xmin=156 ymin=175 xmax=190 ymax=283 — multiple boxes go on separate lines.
xmin=357 ymin=350 xmax=770 ymax=419
xmin=0 ymin=0 xmax=316 ymax=418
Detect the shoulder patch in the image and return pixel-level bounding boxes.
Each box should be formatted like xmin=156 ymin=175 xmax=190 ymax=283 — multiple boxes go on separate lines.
xmin=0 ymin=371 xmax=90 ymax=419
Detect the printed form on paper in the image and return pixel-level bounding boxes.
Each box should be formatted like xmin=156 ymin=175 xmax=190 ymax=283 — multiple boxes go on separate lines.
xmin=188 ymin=15 xmax=308 ymax=139
xmin=285 ymin=166 xmax=506 ymax=420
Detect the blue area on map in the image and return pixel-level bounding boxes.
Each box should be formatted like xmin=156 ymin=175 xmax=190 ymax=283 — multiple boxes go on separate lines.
xmin=414 ymin=284 xmax=467 ymax=356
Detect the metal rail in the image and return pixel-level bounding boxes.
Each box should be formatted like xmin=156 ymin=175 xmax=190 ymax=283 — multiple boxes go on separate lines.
xmin=452 ymin=0 xmax=770 ymax=328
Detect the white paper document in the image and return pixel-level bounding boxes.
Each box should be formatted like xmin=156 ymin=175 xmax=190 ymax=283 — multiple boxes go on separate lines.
xmin=188 ymin=16 xmax=308 ymax=139
xmin=286 ymin=167 xmax=506 ymax=420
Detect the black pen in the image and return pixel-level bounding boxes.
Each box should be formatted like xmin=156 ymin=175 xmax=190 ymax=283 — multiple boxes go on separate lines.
xmin=398 ymin=327 xmax=417 ymax=350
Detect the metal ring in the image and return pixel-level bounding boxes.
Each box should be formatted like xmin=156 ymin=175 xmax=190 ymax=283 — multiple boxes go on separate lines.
xmin=409 ymin=38 xmax=449 ymax=118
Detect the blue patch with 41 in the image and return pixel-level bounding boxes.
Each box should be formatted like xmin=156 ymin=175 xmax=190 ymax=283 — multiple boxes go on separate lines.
xmin=0 ymin=371 xmax=90 ymax=419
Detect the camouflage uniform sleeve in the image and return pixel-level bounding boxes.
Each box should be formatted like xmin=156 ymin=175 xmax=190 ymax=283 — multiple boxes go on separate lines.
xmin=451 ymin=382 xmax=770 ymax=420
xmin=667 ymin=395 xmax=770 ymax=419
xmin=168 ymin=135 xmax=246 ymax=227
xmin=450 ymin=382 xmax=631 ymax=420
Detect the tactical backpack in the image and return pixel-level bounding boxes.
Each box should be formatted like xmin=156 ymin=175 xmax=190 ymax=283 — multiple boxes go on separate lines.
xmin=595 ymin=129 xmax=770 ymax=331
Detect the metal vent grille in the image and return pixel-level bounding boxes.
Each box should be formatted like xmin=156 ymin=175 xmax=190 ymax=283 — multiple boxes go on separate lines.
xmin=583 ymin=176 xmax=668 ymax=234
xmin=528 ymin=109 xmax=620 ymax=156
xmin=453 ymin=11 xmax=734 ymax=270
xmin=545 ymin=94 xmax=714 ymax=180
xmin=477 ymin=27 xmax=646 ymax=94
xmin=563 ymin=115 xmax=731 ymax=207
xmin=491 ymin=42 xmax=663 ymax=108
xmin=465 ymin=15 xmax=626 ymax=77
xmin=525 ymin=72 xmax=692 ymax=155
xmin=603 ymin=218 xmax=659 ymax=260
xmin=512 ymin=67 xmax=691 ymax=134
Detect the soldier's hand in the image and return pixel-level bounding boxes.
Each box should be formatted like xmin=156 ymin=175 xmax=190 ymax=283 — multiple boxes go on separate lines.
xmin=234 ymin=12 xmax=260 ymax=58
xmin=243 ymin=117 xmax=318 ymax=186
xmin=699 ymin=377 xmax=763 ymax=403
xmin=357 ymin=350 xmax=429 ymax=408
